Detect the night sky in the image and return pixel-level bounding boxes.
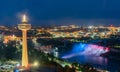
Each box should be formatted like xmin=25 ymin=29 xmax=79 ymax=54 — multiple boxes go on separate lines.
xmin=0 ymin=0 xmax=120 ymax=26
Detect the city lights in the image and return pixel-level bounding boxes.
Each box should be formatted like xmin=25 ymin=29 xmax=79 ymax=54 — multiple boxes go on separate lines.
xmin=1 ymin=0 xmax=120 ymax=72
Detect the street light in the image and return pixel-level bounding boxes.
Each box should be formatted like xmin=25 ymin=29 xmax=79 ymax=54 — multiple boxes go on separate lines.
xmin=33 ymin=61 xmax=39 ymax=67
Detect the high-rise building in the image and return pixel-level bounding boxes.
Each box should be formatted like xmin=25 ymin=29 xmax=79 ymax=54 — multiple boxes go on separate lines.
xmin=18 ymin=15 xmax=31 ymax=67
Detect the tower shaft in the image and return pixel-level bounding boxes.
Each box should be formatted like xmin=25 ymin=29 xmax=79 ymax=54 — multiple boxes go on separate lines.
xmin=22 ymin=30 xmax=28 ymax=67
xmin=18 ymin=14 xmax=31 ymax=68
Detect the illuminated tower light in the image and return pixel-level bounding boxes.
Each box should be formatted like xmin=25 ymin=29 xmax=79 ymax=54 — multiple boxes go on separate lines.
xmin=18 ymin=14 xmax=31 ymax=67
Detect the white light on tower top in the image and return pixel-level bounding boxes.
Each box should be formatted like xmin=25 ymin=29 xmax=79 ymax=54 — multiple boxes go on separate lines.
xmin=18 ymin=14 xmax=31 ymax=30
xmin=22 ymin=14 xmax=28 ymax=23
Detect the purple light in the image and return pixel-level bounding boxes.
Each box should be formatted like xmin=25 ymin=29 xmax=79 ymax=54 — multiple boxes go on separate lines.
xmin=62 ymin=43 xmax=109 ymax=59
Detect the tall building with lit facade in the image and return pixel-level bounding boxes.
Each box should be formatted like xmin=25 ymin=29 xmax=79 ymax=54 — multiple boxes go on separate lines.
xmin=18 ymin=15 xmax=31 ymax=67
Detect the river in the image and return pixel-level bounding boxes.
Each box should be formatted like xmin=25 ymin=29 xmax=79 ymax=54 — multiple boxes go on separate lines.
xmin=58 ymin=43 xmax=120 ymax=72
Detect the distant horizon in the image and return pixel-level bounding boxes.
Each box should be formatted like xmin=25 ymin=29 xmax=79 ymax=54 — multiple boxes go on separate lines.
xmin=1 ymin=19 xmax=120 ymax=27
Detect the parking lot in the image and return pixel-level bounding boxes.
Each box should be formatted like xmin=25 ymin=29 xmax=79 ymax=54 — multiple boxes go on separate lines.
xmin=0 ymin=61 xmax=19 ymax=72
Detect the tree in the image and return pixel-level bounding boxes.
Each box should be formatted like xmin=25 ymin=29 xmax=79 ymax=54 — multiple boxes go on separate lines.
xmin=4 ymin=41 xmax=19 ymax=60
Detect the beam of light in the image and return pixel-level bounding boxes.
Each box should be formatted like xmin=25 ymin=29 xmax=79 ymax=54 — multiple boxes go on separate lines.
xmin=62 ymin=43 xmax=109 ymax=59
xmin=22 ymin=14 xmax=27 ymax=22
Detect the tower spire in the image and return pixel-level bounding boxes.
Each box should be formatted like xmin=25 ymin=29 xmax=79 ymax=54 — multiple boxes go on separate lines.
xmin=22 ymin=14 xmax=27 ymax=23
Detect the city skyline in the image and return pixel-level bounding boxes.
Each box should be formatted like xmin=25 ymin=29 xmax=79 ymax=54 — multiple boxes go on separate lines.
xmin=1 ymin=0 xmax=120 ymax=72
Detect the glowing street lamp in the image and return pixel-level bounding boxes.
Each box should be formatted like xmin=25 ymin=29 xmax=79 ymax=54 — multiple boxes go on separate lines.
xmin=33 ymin=61 xmax=39 ymax=67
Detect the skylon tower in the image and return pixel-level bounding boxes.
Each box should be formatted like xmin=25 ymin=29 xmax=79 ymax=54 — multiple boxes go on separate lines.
xmin=18 ymin=15 xmax=31 ymax=67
